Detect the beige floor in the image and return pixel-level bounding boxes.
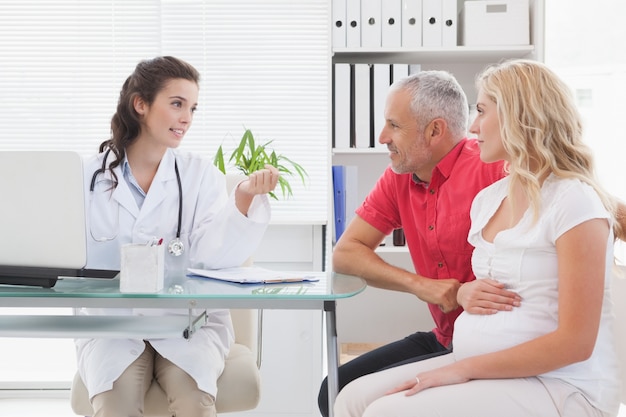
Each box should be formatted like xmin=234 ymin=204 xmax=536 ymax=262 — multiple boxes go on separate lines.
xmin=339 ymin=342 xmax=383 ymax=365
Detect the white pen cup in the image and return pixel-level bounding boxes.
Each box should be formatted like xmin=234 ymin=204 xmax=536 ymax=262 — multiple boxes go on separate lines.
xmin=120 ymin=243 xmax=165 ymax=293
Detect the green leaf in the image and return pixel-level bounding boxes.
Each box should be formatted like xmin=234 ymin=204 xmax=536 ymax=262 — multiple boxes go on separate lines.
xmin=213 ymin=145 xmax=226 ymax=174
xmin=212 ymin=128 xmax=309 ymax=199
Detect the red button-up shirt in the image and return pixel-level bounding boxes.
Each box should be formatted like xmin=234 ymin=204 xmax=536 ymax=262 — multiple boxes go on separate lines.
xmin=356 ymin=139 xmax=505 ymax=347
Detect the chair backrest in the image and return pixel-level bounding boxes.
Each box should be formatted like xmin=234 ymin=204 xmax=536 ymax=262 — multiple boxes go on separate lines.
xmin=225 ymin=173 xmax=254 ymax=267
xmin=225 ymin=173 xmax=260 ymax=366
xmin=230 ymin=309 xmax=259 ymax=359
xmin=612 ymin=265 xmax=626 ymax=403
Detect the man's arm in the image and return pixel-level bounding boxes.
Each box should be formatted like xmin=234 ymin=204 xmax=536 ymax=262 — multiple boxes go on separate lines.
xmin=332 ymin=215 xmax=461 ymax=313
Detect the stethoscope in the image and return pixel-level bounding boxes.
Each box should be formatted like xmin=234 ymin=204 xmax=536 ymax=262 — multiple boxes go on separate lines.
xmin=89 ymin=149 xmax=185 ymax=256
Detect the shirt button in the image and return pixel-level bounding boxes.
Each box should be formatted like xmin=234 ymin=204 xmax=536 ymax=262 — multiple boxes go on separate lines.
xmin=130 ymin=349 xmax=138 ymax=355
xmin=438 ymin=262 xmax=444 ymax=268
xmin=429 ymin=189 xmax=435 ymax=194
xmin=428 ymin=225 xmax=434 ymax=231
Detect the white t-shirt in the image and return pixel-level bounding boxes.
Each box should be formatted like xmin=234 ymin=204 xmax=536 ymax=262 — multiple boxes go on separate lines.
xmin=453 ymin=174 xmax=620 ymax=415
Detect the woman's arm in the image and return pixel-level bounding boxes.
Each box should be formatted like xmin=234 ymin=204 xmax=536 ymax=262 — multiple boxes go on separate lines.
xmin=234 ymin=165 xmax=279 ymax=216
xmin=389 ymin=217 xmax=609 ymax=395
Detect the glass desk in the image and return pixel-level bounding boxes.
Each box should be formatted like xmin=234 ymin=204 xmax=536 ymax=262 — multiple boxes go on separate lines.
xmin=0 ymin=271 xmax=365 ymax=417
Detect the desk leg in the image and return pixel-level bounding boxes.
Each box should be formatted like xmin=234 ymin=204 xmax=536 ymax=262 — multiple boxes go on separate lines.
xmin=325 ymin=301 xmax=338 ymax=417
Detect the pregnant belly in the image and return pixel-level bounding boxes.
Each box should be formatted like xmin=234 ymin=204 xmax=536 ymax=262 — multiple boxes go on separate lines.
xmin=452 ymin=306 xmax=557 ymax=360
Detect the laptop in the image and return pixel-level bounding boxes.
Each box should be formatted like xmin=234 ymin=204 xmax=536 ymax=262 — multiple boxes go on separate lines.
xmin=0 ymin=150 xmax=118 ymax=288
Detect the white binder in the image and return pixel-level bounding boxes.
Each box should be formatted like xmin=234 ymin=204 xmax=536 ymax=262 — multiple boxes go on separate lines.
xmin=361 ymin=0 xmax=382 ymax=48
xmin=401 ymin=0 xmax=422 ymax=48
xmin=332 ymin=0 xmax=347 ymax=49
xmin=381 ymin=0 xmax=402 ymax=48
xmin=333 ymin=63 xmax=352 ymax=150
xmin=354 ymin=63 xmax=372 ymax=149
xmin=346 ymin=0 xmax=361 ymax=48
xmin=422 ymin=0 xmax=442 ymax=47
xmin=373 ymin=63 xmax=391 ymax=149
xmin=392 ymin=63 xmax=409 ymax=84
xmin=442 ymin=0 xmax=458 ymax=47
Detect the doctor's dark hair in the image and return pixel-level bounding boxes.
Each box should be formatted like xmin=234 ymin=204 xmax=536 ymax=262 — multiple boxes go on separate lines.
xmin=96 ymin=56 xmax=200 ymax=180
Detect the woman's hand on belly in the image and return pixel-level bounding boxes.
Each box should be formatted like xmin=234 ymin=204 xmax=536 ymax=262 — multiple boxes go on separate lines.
xmin=457 ymin=278 xmax=521 ymax=315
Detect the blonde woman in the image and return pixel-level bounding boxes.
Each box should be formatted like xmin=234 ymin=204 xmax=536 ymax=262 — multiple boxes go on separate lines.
xmin=334 ymin=59 xmax=621 ymax=417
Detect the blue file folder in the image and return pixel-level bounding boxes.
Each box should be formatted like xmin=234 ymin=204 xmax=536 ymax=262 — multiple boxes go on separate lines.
xmin=332 ymin=165 xmax=346 ymax=242
xmin=332 ymin=165 xmax=359 ymax=243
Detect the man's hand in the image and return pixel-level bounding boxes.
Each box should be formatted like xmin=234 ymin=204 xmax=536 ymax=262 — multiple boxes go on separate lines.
xmin=418 ymin=278 xmax=462 ymax=313
xmin=457 ymin=278 xmax=521 ymax=315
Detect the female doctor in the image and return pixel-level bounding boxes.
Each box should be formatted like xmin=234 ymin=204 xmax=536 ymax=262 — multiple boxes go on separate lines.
xmin=76 ymin=56 xmax=279 ymax=417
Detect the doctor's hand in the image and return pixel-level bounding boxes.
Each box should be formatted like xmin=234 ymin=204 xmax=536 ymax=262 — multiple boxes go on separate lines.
xmin=457 ymin=279 xmax=521 ymax=315
xmin=237 ymin=164 xmax=280 ymax=196
xmin=234 ymin=165 xmax=280 ymax=216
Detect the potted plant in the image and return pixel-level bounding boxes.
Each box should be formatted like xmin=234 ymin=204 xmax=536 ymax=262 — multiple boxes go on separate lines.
xmin=213 ymin=128 xmax=308 ymax=200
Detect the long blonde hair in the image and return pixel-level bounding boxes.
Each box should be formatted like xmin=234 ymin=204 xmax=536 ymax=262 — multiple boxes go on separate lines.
xmin=476 ymin=59 xmax=621 ymax=236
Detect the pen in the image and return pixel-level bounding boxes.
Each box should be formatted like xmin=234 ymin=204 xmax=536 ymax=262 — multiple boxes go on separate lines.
xmin=264 ymin=278 xmax=301 ymax=283
xmin=147 ymin=238 xmax=164 ymax=247
xmin=264 ymin=276 xmax=316 ymax=283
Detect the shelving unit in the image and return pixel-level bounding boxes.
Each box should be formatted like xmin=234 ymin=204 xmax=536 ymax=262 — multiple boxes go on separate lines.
xmin=332 ymin=0 xmax=545 ymax=96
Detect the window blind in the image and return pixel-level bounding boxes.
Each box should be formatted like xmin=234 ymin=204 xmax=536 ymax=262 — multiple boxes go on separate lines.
xmin=0 ymin=0 xmax=330 ymax=224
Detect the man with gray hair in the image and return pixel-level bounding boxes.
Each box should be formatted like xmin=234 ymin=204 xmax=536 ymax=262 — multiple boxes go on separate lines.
xmin=318 ymin=70 xmax=518 ymax=416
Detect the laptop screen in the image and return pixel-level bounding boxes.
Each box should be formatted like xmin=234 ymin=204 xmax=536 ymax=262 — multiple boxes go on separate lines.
xmin=0 ymin=151 xmax=117 ymax=287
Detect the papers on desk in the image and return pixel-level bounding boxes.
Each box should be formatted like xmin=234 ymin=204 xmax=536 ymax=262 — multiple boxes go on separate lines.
xmin=187 ymin=266 xmax=320 ymax=285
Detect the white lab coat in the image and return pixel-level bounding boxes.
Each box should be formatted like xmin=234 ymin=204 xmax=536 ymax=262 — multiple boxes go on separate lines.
xmin=76 ymin=149 xmax=270 ymax=399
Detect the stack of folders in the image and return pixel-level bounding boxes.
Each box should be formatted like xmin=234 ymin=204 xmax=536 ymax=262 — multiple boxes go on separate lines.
xmin=333 ymin=0 xmax=459 ymax=49
xmin=332 ymin=165 xmax=359 ymax=243
xmin=333 ymin=63 xmax=420 ymax=150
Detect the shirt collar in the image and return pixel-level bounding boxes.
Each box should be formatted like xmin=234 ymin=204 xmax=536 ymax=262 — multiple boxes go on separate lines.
xmin=431 ymin=138 xmax=469 ymax=182
xmin=122 ymin=157 xmax=130 ymax=177
xmin=410 ymin=138 xmax=469 ymax=187
xmin=122 ymin=157 xmax=147 ymax=205
xmin=411 ymin=173 xmax=428 ymax=187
